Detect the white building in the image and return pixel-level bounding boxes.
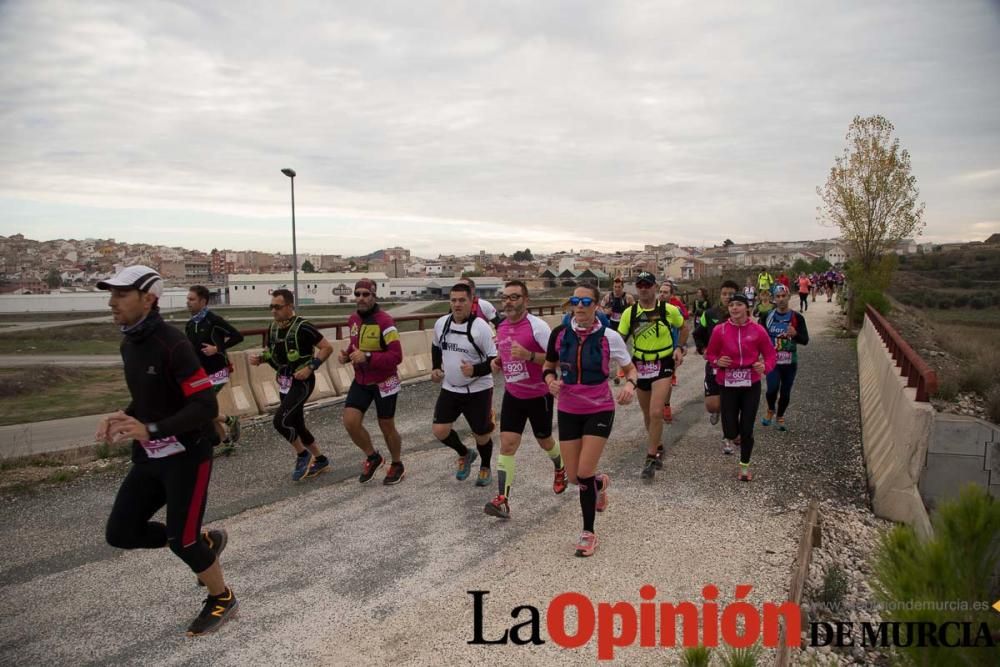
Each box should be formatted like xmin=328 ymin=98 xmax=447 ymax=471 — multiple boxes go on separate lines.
xmin=227 ymin=273 xmax=391 ymax=306
xmin=824 ymin=246 xmax=849 ymax=265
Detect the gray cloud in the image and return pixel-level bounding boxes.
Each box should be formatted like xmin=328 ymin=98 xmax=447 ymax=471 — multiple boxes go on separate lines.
xmin=1 ymin=0 xmax=998 ymax=255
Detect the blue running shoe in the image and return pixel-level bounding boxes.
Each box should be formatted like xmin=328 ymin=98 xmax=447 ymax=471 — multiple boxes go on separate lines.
xmin=761 ymin=410 xmax=774 ymax=427
xmin=475 ymin=467 xmax=492 ymax=487
xmin=292 ymin=453 xmax=312 ymax=482
xmin=455 ymin=450 xmax=478 ymax=481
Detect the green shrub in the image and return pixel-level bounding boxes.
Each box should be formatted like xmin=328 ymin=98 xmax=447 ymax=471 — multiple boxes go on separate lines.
xmin=819 ymin=564 xmax=849 ymax=608
xmin=959 ymin=364 xmax=993 ymax=395
xmin=871 ymin=485 xmax=1000 ymax=667
xmin=935 ymin=372 xmax=960 ymax=401
xmin=681 ymin=645 xmax=713 ymax=667
xmin=720 ymin=644 xmax=762 ymax=667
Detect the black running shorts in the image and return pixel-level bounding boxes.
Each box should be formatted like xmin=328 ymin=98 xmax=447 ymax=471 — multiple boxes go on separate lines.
xmin=499 ymin=392 xmax=554 ymax=439
xmin=634 ymin=356 xmax=675 ymax=392
xmin=344 ymin=380 xmax=399 ymax=419
xmin=433 ymin=388 xmax=495 ymax=435
xmin=557 ymin=409 xmax=615 ymax=441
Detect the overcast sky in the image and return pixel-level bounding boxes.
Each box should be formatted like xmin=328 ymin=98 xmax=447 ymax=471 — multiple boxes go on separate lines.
xmin=1 ymin=1 xmax=998 ymax=257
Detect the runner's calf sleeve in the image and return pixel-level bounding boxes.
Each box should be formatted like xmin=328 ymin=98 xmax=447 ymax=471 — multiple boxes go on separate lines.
xmin=440 ymin=429 xmax=468 ymax=456
xmin=545 ymin=440 xmax=563 ymax=469
xmin=497 ymin=454 xmax=516 ymax=497
xmin=578 ymin=475 xmax=597 ymax=532
xmin=477 ymin=439 xmax=494 ymax=468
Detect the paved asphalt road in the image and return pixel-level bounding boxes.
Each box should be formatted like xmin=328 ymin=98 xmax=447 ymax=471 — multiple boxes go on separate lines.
xmin=0 ymin=302 xmax=857 ymax=665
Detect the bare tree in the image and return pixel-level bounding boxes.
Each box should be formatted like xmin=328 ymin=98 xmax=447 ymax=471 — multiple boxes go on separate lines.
xmin=817 ymin=115 xmax=925 ymax=272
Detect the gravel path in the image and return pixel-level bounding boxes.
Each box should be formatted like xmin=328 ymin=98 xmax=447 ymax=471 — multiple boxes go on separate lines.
xmin=0 ymin=300 xmax=867 ymax=665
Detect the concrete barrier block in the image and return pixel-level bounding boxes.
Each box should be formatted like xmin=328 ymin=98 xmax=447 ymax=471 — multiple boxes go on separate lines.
xmin=398 ymin=330 xmax=431 ymax=380
xmin=920 ymin=453 xmax=990 ymax=507
xmin=307 ymin=364 xmax=337 ymax=402
xmin=327 ymin=339 xmax=356 ymax=394
xmin=245 ymin=347 xmax=282 ymax=412
xmin=543 ymin=314 xmax=563 ymax=329
xmin=215 ymin=351 xmax=260 ymax=418
xmin=986 ymin=440 xmax=1000 ymax=476
xmin=929 ymin=413 xmax=990 ymax=457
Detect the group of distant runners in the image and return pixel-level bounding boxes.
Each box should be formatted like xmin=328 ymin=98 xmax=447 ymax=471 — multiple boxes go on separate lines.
xmin=93 ymin=263 xmax=820 ymax=635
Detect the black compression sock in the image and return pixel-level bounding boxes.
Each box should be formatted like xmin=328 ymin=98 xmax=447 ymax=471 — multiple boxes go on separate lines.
xmin=476 ymin=439 xmax=494 ymax=468
xmin=578 ymin=475 xmax=597 ymax=532
xmin=367 ymin=451 xmax=382 ymax=462
xmin=440 ymin=430 xmax=468 ymax=456
xmin=297 ymin=450 xmax=310 ymax=459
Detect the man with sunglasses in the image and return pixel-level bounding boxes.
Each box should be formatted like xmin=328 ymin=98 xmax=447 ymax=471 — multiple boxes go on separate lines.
xmin=249 ymin=289 xmax=333 ymax=482
xmin=617 ymin=271 xmax=686 ymax=480
xmin=431 ymin=283 xmax=498 ymax=485
xmin=339 ymin=279 xmax=406 ymax=485
xmin=657 ymin=281 xmax=689 ymax=422
xmin=600 ymin=276 xmax=635 ymax=385
xmin=484 ymin=281 xmax=567 ymax=519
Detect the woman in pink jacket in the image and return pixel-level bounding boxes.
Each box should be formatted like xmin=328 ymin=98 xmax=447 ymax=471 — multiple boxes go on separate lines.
xmin=704 ymin=293 xmax=777 ymax=481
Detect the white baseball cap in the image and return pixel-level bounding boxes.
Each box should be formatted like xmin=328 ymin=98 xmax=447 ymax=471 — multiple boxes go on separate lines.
xmin=97 ymin=265 xmax=164 ymax=298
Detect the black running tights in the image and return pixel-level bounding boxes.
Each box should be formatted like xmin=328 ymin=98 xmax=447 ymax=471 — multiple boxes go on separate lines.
xmin=720 ymin=383 xmax=762 ymax=465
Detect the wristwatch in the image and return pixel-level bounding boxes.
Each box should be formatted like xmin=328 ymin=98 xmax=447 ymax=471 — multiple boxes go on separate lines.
xmin=147 ymin=422 xmax=159 ymax=436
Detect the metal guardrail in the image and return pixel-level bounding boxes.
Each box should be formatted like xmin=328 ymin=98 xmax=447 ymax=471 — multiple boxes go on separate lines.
xmin=237 ymin=305 xmax=561 ymax=341
xmin=864 ymin=303 xmax=938 ymax=402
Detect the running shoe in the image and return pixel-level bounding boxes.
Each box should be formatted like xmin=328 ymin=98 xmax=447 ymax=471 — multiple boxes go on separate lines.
xmin=484 ymin=494 xmax=510 ymax=519
xmin=641 ymin=456 xmax=657 ymax=480
xmin=383 ymin=461 xmax=405 ymax=486
xmin=475 ymin=467 xmax=492 ymax=487
xmin=197 ymin=528 xmax=228 ymax=587
xmin=761 ymin=410 xmax=774 ymax=426
xmin=186 ymin=587 xmax=239 ymax=636
xmin=305 ymin=456 xmax=330 ymax=478
xmin=292 ymin=454 xmax=312 ymax=482
xmin=595 ymin=473 xmax=610 ymax=512
xmin=662 ymin=405 xmax=673 ymax=423
xmin=776 ymin=417 xmax=787 ymax=432
xmin=654 ymin=446 xmax=664 ymax=470
xmin=226 ymin=415 xmax=241 ymax=444
xmin=671 ymin=375 xmax=678 ymax=387
xmin=553 ymin=466 xmax=568 ymax=494
xmin=359 ymin=452 xmax=385 ymax=483
xmin=456 ymin=450 xmax=478 ymax=481
xmin=709 ymin=412 xmax=720 ymax=425
xmin=738 ymin=465 xmax=752 ymax=482
xmin=722 ymin=439 xmax=735 ymax=456
xmin=574 ymin=531 xmax=598 ymax=558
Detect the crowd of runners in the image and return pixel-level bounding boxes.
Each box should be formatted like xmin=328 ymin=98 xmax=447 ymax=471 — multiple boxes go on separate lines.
xmin=93 ymin=262 xmax=840 ymax=635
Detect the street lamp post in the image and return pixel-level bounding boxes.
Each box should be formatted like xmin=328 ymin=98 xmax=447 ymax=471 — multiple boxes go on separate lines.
xmin=281 ymin=168 xmax=299 ymax=305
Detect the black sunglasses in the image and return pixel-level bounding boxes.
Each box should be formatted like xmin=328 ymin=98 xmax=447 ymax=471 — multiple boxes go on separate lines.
xmin=269 ymin=303 xmax=287 ymax=310
xmin=354 ymin=291 xmax=372 ymax=297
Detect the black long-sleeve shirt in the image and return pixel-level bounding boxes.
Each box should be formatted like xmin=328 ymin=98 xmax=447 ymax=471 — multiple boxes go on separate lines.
xmin=185 ymin=310 xmax=244 ymax=375
xmin=122 ymin=314 xmax=219 ymax=463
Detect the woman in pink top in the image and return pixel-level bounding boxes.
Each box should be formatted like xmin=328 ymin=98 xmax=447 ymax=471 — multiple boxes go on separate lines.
xmin=543 ymin=284 xmax=637 ymax=557
xmin=704 ymin=293 xmax=777 ymax=481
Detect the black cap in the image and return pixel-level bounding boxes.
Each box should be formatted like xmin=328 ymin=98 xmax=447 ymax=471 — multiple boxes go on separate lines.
xmin=635 ymin=271 xmax=656 ymax=285
xmin=729 ymin=293 xmax=750 ymax=306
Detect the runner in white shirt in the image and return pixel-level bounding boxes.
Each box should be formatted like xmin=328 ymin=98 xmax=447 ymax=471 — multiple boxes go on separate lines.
xmin=431 ymin=283 xmax=499 ymax=486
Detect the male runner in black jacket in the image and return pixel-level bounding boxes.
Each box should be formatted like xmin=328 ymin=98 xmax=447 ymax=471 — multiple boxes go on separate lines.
xmin=97 ymin=266 xmax=237 ymax=636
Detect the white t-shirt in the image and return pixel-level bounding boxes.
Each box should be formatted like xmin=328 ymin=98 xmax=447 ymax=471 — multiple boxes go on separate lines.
xmin=433 ymin=314 xmax=497 ymax=393
xmin=473 ymin=297 xmax=497 ymax=322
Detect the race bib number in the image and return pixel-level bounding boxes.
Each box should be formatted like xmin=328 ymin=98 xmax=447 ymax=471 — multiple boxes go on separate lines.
xmin=502 ymin=359 xmax=530 ymax=384
xmin=724 ymin=368 xmax=752 ymax=387
xmin=277 ymin=374 xmax=293 ymax=394
xmin=636 ymin=360 xmax=661 ymax=380
xmin=208 ymin=368 xmax=230 ymax=386
xmin=140 ymin=436 xmax=186 ymax=459
xmin=378 ymin=374 xmax=401 ymax=398
xmin=776 ymin=351 xmax=793 ymax=365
